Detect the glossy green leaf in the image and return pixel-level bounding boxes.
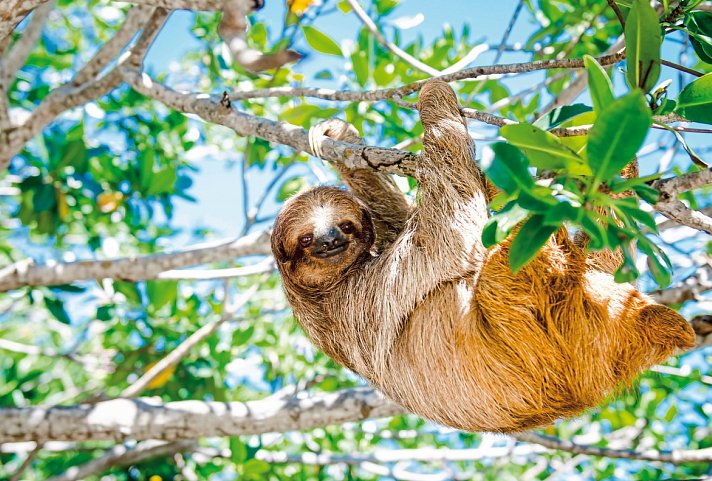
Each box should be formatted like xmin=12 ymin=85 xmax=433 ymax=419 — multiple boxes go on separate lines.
xmin=500 ymin=123 xmax=589 ymax=174
xmin=482 ymin=202 xmax=529 ymax=247
xmin=302 ymin=25 xmax=343 ymax=56
xmin=674 ymin=72 xmax=712 ymax=124
xmin=625 ymin=0 xmax=662 ymax=91
xmin=533 ymin=104 xmax=592 ymax=130
xmin=481 ymin=142 xmax=534 ymax=194
xmin=685 ymin=11 xmax=712 ymax=63
xmin=587 ymin=91 xmax=651 ymax=184
xmin=584 ymin=55 xmax=614 ymax=113
xmin=509 ymin=214 xmax=560 ymax=273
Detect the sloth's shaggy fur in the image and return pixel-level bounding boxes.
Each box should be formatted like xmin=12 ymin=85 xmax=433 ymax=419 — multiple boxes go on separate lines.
xmin=271 ymin=80 xmax=695 ymax=432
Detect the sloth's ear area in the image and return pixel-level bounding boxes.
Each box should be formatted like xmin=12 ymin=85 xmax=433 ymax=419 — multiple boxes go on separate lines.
xmin=357 ymin=201 xmax=375 ymax=247
xmin=270 ymin=220 xmax=290 ymax=265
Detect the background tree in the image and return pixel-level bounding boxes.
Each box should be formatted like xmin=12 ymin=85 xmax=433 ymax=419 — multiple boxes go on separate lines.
xmin=0 ymin=0 xmax=711 ymax=480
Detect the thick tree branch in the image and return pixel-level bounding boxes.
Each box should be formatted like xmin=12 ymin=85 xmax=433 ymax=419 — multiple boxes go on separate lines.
xmin=0 ymin=388 xmax=404 ymax=442
xmin=1 ymin=0 xmax=54 ymax=87
xmin=0 ymin=0 xmax=50 ymax=47
xmin=3 ymin=388 xmax=712 ymax=466
xmin=0 ymin=230 xmax=271 ymax=291
xmin=72 ymin=5 xmax=154 ymax=85
xmin=122 ymin=68 xmax=419 ymax=174
xmin=653 ymin=169 xmax=712 ymax=234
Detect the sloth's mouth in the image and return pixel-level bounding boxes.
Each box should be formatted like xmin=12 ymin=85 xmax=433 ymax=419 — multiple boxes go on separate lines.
xmin=313 ymin=242 xmax=349 ymax=258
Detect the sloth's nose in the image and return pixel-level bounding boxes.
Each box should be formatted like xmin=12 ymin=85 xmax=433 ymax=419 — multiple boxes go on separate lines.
xmin=317 ymin=227 xmax=346 ymax=249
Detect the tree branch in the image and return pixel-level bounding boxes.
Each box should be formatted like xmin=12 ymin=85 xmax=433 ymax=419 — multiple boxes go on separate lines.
xmin=653 ymin=169 xmax=712 ymax=233
xmin=3 ymin=387 xmax=712 ymax=466
xmin=45 ymin=440 xmax=195 ymax=481
xmin=0 ymin=229 xmax=271 ymax=291
xmin=1 ymin=0 xmax=54 ymax=87
xmin=0 ymin=388 xmax=405 ymax=442
xmin=513 ymin=432 xmax=712 ymax=465
xmin=0 ymin=0 xmax=50 ymax=47
xmin=0 ymin=7 xmax=167 ymax=168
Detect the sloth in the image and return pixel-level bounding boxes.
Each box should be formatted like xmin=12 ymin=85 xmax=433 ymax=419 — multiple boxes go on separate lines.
xmin=271 ymin=80 xmax=696 ymax=433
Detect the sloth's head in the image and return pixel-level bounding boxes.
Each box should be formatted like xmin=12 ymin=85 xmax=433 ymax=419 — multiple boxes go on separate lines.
xmin=271 ymin=186 xmax=375 ymax=290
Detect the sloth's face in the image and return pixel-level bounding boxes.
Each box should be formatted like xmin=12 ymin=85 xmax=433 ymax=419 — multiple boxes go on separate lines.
xmin=272 ymin=187 xmax=375 ymax=289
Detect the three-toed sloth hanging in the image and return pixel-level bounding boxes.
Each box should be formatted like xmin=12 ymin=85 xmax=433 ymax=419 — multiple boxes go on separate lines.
xmin=271 ymin=80 xmax=695 ymax=433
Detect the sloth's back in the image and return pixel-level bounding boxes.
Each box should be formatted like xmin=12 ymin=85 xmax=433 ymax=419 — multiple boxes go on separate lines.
xmin=384 ymin=238 xmax=695 ymax=433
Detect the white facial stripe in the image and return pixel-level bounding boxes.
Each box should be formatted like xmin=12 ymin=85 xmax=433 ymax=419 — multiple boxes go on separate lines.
xmin=311 ymin=205 xmax=337 ymax=237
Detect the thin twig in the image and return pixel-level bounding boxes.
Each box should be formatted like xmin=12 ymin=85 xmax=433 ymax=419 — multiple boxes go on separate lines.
xmin=8 ymin=445 xmax=41 ymax=481
xmin=493 ymin=0 xmax=524 ymax=64
xmin=345 ymin=0 xmax=440 ymax=76
xmin=606 ymin=0 xmax=626 ymax=29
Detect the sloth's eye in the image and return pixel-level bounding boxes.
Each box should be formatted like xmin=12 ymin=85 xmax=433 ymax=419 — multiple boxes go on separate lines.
xmin=340 ymin=222 xmax=355 ymax=234
xmin=299 ymin=234 xmax=313 ymax=248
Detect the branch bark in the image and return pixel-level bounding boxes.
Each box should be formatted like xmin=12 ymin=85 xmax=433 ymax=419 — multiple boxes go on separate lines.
xmin=0 ymin=230 xmax=271 ymax=291
xmin=0 ymin=388 xmax=404 ymax=442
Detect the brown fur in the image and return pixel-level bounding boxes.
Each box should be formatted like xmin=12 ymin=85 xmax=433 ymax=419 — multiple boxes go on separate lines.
xmin=271 ymin=80 xmax=695 ymax=433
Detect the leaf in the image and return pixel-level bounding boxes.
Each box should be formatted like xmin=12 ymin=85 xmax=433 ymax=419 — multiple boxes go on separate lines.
xmin=146 ymin=281 xmax=178 ymax=312
xmin=674 ymin=72 xmax=712 ymax=124
xmin=500 ymin=123 xmax=589 ymax=174
xmin=44 ymin=296 xmax=71 ymax=324
xmin=277 ymin=177 xmax=306 ymax=201
xmin=288 ymin=0 xmax=316 ymax=15
xmin=637 ymin=236 xmax=672 ymax=287
xmin=586 ymin=91 xmax=652 ymax=184
xmin=625 ymin=0 xmax=662 ymax=92
xmin=302 ymin=25 xmax=342 ymax=56
xmin=482 ymin=202 xmax=529 ymax=247
xmin=480 ymin=142 xmax=534 ymax=194
xmin=33 ymin=183 xmax=57 ymax=212
xmin=509 ymin=215 xmax=560 ymax=273
xmin=144 ymin=361 xmax=176 ymax=389
xmin=584 ymin=55 xmax=614 ymax=113
xmin=685 ymin=11 xmax=712 ymax=63
xmin=533 ymin=104 xmax=592 ymax=130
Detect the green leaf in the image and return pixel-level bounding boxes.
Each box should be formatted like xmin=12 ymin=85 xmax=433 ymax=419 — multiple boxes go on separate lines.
xmin=481 ymin=142 xmax=534 ymax=194
xmin=44 ymin=296 xmax=71 ymax=324
xmin=277 ymin=177 xmax=306 ymax=201
xmin=674 ymin=72 xmax=712 ymax=124
xmin=625 ymin=0 xmax=662 ymax=91
xmin=33 ymin=183 xmax=57 ymax=212
xmin=533 ymin=104 xmax=592 ymax=130
xmin=500 ymin=123 xmax=590 ymax=174
xmin=584 ymin=55 xmax=614 ymax=113
xmin=146 ymin=167 xmax=178 ymax=195
xmin=685 ymin=11 xmax=712 ymax=63
xmin=614 ymin=246 xmax=640 ymax=283
xmin=302 ymin=25 xmax=343 ymax=56
xmin=587 ymin=91 xmax=651 ymax=184
xmin=146 ymin=281 xmax=178 ymax=312
xmin=482 ymin=202 xmax=529 ymax=247
xmin=509 ymin=215 xmax=560 ymax=273
xmin=637 ymin=236 xmax=672 ymax=287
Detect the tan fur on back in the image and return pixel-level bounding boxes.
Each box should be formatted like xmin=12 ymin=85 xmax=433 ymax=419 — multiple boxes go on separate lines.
xmin=272 ymin=80 xmax=695 ymax=433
